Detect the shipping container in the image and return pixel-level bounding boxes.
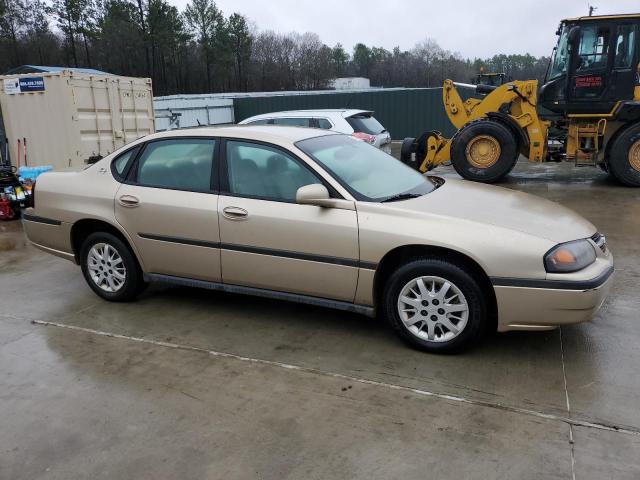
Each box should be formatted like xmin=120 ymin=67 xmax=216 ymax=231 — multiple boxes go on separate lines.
xmin=0 ymin=70 xmax=154 ymax=170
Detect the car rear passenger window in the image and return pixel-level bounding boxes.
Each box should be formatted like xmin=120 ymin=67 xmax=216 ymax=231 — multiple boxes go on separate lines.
xmin=316 ymin=118 xmax=332 ymax=129
xmin=112 ymin=147 xmax=139 ymax=179
xmin=246 ymin=119 xmax=271 ymax=125
xmin=226 ymin=141 xmax=320 ymax=202
xmin=135 ymin=139 xmax=215 ymax=192
xmin=272 ymin=117 xmax=312 ymax=127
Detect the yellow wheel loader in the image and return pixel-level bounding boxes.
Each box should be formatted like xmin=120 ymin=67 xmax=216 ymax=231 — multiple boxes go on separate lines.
xmin=401 ymin=14 xmax=640 ymax=186
xmin=474 ymin=71 xmax=506 ymax=87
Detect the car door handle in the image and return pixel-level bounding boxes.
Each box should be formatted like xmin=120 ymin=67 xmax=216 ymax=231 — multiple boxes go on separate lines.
xmin=222 ymin=206 xmax=248 ymax=220
xmin=118 ymin=195 xmax=140 ymax=207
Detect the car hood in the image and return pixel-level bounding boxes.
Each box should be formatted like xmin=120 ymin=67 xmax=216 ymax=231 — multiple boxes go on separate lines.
xmin=398 ymin=178 xmax=596 ymax=244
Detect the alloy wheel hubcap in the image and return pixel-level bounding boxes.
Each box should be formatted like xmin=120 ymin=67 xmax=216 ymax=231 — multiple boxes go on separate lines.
xmin=87 ymin=243 xmax=126 ymax=293
xmin=466 ymin=134 xmax=501 ymax=168
xmin=397 ymin=276 xmax=469 ymax=343
xmin=629 ymin=140 xmax=640 ymax=173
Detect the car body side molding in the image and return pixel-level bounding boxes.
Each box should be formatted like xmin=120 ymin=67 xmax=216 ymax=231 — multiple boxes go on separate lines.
xmin=138 ymin=232 xmax=378 ymax=270
xmin=22 ymin=214 xmax=62 ymax=226
xmin=144 ymin=273 xmax=376 ymax=317
xmin=139 ymin=232 xmax=218 ymax=249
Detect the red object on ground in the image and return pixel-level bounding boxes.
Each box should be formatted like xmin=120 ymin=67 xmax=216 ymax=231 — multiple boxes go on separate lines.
xmin=0 ymin=197 xmax=15 ymax=220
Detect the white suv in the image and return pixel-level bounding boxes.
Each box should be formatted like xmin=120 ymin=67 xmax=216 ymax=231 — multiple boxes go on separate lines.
xmin=239 ymin=109 xmax=392 ymax=153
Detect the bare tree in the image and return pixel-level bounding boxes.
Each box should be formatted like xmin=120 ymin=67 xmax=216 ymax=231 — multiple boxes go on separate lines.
xmin=0 ymin=0 xmax=26 ymax=64
xmin=184 ymin=0 xmax=222 ymax=92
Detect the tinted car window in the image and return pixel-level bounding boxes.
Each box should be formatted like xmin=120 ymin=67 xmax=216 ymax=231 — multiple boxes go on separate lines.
xmin=246 ymin=119 xmax=271 ymax=125
xmin=345 ymin=114 xmax=385 ymax=135
xmin=316 ymin=118 xmax=333 ymax=129
xmin=272 ymin=117 xmax=312 ymax=127
xmin=112 ymin=147 xmax=139 ymax=178
xmin=226 ymin=140 xmax=319 ymax=202
xmin=136 ymin=139 xmax=215 ymax=192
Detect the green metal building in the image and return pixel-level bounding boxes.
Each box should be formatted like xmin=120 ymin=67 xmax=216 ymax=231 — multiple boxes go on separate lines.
xmin=233 ymin=87 xmax=475 ymax=140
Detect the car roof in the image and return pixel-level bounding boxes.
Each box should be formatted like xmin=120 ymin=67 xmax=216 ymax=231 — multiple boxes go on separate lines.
xmin=140 ymin=125 xmax=340 ymax=145
xmin=241 ymin=109 xmax=372 ymax=120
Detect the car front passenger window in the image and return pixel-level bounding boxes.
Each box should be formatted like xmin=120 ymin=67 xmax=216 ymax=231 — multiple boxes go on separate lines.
xmin=226 ymin=141 xmax=321 ymax=202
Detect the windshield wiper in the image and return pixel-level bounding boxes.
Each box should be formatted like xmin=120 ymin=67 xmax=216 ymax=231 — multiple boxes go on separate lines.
xmin=381 ymin=193 xmax=422 ymax=203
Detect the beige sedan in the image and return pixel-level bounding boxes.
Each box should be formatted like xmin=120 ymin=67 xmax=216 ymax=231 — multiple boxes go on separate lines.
xmin=22 ymin=126 xmax=613 ymax=352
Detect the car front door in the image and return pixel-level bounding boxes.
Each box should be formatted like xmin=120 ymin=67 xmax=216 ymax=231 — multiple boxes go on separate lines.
xmin=218 ymin=139 xmax=359 ymax=302
xmin=114 ymin=137 xmax=221 ymax=281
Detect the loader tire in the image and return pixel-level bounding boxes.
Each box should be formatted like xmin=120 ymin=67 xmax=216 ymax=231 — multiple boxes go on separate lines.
xmin=608 ymin=123 xmax=640 ymax=187
xmin=450 ymin=119 xmax=518 ymax=183
xmin=400 ymin=137 xmax=417 ymax=167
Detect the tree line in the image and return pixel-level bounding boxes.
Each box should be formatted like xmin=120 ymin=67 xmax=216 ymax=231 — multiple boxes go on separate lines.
xmin=0 ymin=0 xmax=551 ymax=96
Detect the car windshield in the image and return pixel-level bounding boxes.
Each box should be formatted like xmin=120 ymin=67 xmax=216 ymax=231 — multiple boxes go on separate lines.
xmin=296 ymin=135 xmax=440 ymax=202
xmin=345 ymin=114 xmax=386 ymax=135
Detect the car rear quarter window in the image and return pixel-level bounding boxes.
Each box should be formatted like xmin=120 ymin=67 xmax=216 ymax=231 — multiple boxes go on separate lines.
xmin=345 ymin=114 xmax=385 ymax=135
xmin=135 ymin=139 xmax=216 ymax=192
xmin=111 ymin=147 xmax=139 ymax=180
xmin=316 ymin=118 xmax=333 ymax=129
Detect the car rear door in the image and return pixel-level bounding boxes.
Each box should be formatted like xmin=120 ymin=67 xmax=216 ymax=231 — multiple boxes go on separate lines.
xmin=114 ymin=137 xmax=222 ymax=281
xmin=217 ymin=138 xmax=359 ymax=301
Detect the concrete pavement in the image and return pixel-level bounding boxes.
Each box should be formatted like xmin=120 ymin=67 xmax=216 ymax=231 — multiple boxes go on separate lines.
xmin=1 ymin=159 xmax=639 ymax=479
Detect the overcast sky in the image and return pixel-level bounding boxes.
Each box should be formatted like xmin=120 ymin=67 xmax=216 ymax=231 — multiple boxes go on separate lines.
xmin=168 ymin=0 xmax=639 ymax=59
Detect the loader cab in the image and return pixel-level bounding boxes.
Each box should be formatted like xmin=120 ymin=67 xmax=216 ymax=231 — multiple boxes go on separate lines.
xmin=474 ymin=72 xmax=506 ymax=87
xmin=539 ymin=15 xmax=640 ymax=115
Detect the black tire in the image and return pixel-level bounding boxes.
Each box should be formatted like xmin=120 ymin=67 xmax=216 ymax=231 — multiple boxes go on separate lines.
xmin=450 ymin=119 xmax=518 ymax=183
xmin=80 ymin=231 xmax=145 ymax=302
xmin=608 ymin=123 xmax=640 ymax=187
xmin=382 ymin=257 xmax=487 ymax=353
xmin=400 ymin=137 xmax=416 ymax=166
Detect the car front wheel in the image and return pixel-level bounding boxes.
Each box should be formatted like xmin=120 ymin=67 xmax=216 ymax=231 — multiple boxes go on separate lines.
xmin=383 ymin=258 xmax=487 ymax=353
xmin=80 ymin=232 xmax=145 ymax=302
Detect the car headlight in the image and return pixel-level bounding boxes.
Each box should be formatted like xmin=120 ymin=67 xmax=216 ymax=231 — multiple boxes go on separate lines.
xmin=544 ymin=239 xmax=596 ymax=273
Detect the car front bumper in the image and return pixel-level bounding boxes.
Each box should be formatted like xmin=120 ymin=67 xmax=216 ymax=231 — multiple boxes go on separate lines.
xmin=493 ymin=264 xmax=614 ymax=332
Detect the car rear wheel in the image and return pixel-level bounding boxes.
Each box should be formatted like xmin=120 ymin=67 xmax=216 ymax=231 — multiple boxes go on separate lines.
xmin=383 ymin=258 xmax=487 ymax=353
xmin=451 ymin=119 xmax=518 ymax=183
xmin=80 ymin=232 xmax=145 ymax=302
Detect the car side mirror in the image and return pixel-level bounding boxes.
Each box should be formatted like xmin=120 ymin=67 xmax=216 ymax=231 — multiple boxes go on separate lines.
xmin=296 ymin=184 xmax=331 ymax=206
xmin=295 ymin=184 xmax=355 ymax=210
